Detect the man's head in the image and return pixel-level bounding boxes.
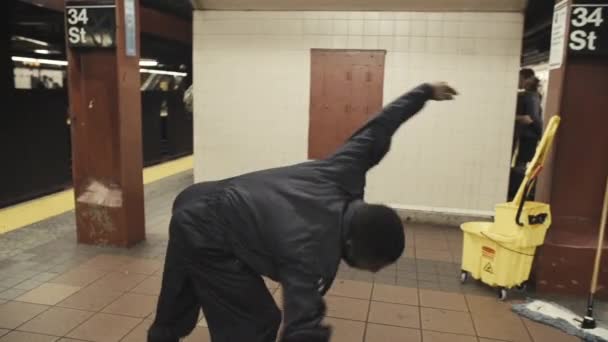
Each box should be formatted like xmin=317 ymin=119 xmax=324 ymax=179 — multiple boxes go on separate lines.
xmin=343 ymin=203 xmax=405 ymax=272
xmin=519 ymin=68 xmax=535 ymax=89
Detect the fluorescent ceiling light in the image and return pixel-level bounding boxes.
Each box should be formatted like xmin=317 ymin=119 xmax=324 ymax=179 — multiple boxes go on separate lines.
xmin=140 ymin=69 xmax=187 ymax=77
xmin=139 ymin=59 xmax=158 ymax=67
xmin=12 ymin=36 xmax=49 ymax=47
xmin=12 ymin=56 xmax=187 ymax=76
xmin=12 ymin=56 xmax=67 ymax=66
xmin=34 ymin=49 xmax=51 ymax=55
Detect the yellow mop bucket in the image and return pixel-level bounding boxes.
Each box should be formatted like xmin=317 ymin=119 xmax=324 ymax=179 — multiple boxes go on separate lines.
xmin=460 ymin=116 xmax=561 ymax=300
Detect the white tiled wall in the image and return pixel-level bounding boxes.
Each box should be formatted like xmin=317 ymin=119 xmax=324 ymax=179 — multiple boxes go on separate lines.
xmin=193 ymin=11 xmax=523 ymax=214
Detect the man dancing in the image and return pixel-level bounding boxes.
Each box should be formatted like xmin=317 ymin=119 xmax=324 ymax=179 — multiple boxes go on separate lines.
xmin=149 ymin=82 xmax=458 ymax=342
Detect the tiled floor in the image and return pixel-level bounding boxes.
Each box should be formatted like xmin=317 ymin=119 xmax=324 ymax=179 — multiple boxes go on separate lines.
xmin=0 ymin=171 xmax=602 ymax=341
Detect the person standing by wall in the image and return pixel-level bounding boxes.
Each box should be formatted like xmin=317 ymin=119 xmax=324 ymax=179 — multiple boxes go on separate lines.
xmin=509 ymin=69 xmax=543 ymax=200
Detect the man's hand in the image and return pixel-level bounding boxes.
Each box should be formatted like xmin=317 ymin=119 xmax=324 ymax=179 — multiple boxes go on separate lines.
xmin=430 ymin=82 xmax=458 ymax=101
xmin=516 ymin=115 xmax=534 ymax=125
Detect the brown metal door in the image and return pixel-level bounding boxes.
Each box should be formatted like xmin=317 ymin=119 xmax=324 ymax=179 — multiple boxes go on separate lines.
xmin=308 ymin=49 xmax=386 ymax=160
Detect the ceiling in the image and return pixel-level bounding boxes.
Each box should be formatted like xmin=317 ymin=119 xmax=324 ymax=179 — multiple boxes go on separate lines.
xmin=11 ymin=0 xmax=555 ymax=66
xmin=522 ymin=0 xmax=554 ymax=65
xmin=142 ymin=0 xmax=193 ymax=19
xmin=194 ymin=0 xmax=528 ymax=12
xmin=11 ymin=1 xmax=192 ymax=69
xmin=18 ymin=0 xmax=194 ymax=18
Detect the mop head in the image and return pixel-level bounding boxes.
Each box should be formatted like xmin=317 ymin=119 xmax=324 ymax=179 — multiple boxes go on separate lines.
xmin=512 ymin=300 xmax=608 ymax=342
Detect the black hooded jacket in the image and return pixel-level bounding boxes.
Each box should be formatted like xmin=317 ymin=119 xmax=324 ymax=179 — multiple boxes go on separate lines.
xmin=171 ymin=84 xmax=434 ymax=341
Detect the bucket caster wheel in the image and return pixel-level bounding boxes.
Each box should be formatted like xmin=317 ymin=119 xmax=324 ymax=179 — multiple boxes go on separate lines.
xmin=516 ymin=282 xmax=528 ymax=292
xmin=460 ymin=271 xmax=468 ymax=284
xmin=498 ymin=288 xmax=508 ymax=301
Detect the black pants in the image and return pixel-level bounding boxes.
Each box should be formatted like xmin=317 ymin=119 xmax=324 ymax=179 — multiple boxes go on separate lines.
xmin=515 ymin=136 xmax=538 ymax=167
xmin=508 ymin=136 xmax=539 ymax=201
xmin=148 ymin=218 xmax=281 ymax=342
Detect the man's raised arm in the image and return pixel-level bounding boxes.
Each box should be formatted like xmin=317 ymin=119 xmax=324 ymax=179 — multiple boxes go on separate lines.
xmin=328 ymin=82 xmax=458 ymax=175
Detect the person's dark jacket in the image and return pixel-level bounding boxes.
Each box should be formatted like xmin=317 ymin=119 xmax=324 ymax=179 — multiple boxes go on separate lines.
xmin=516 ymin=90 xmax=543 ymax=140
xmin=171 ymin=84 xmax=435 ymax=341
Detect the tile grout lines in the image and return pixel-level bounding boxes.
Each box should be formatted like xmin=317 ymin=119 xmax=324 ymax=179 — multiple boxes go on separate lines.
xmin=6 ymin=263 xmax=154 ymax=342
xmin=361 ymin=282 xmax=374 ymax=342
xmin=417 ymin=275 xmax=424 ymax=342
xmin=463 ymin=289 xmax=481 ymax=342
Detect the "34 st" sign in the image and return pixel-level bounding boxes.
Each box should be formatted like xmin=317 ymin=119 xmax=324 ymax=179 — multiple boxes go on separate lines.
xmin=569 ymin=2 xmax=608 ymax=56
xmin=65 ymin=0 xmax=116 ymax=48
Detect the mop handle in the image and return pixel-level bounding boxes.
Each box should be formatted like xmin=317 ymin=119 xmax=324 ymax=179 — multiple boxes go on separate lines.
xmin=590 ymin=176 xmax=608 ymax=295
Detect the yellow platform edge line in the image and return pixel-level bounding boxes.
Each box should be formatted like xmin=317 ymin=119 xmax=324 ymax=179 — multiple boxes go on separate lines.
xmin=0 ymin=155 xmax=193 ymax=235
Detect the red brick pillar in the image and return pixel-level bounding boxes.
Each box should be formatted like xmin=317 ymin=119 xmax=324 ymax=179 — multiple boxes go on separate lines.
xmin=66 ymin=0 xmax=145 ymax=247
xmin=534 ymin=0 xmax=608 ymax=297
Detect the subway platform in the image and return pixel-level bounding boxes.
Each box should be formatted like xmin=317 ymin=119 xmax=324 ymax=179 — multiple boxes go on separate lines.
xmin=0 ymin=170 xmax=603 ymax=342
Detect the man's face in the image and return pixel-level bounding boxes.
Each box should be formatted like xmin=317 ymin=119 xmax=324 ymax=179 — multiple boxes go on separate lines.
xmin=343 ymin=240 xmax=389 ymax=273
xmin=343 ymin=256 xmax=387 ymax=273
xmin=358 ymin=260 xmax=387 ymax=273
